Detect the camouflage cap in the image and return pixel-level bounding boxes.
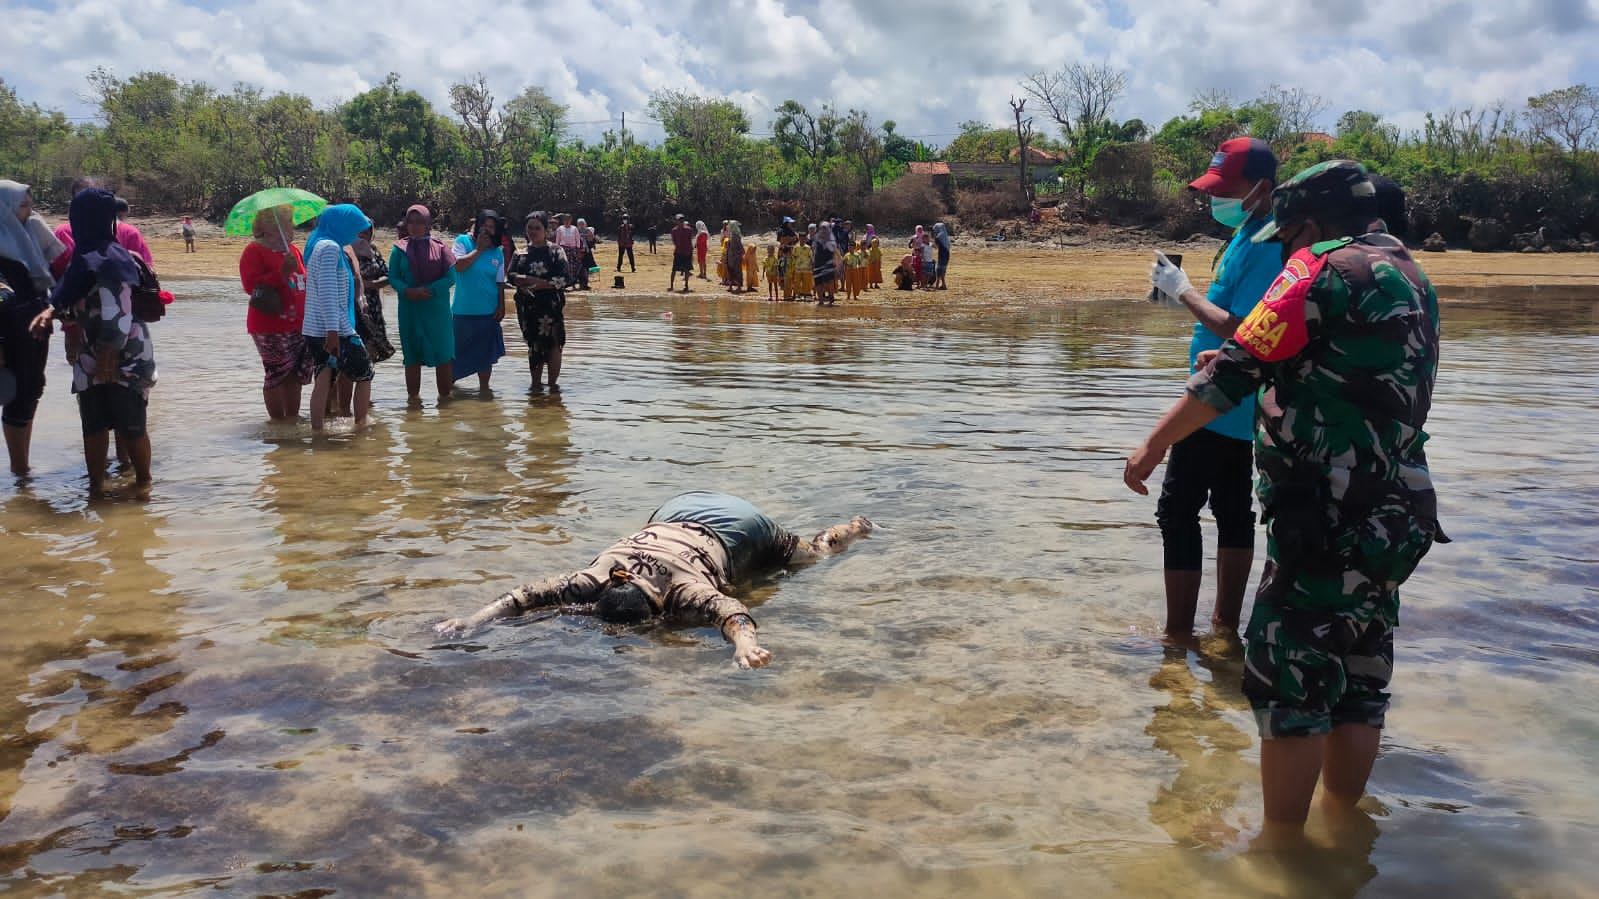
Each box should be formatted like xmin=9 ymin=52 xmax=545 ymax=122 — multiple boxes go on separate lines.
xmin=1252 ymin=160 xmax=1378 ymax=243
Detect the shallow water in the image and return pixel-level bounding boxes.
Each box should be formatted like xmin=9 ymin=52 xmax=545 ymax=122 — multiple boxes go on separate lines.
xmin=0 ymin=283 xmax=1596 ymax=898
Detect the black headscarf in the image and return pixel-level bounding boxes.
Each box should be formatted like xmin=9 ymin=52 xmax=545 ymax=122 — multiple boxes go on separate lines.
xmin=50 ymin=188 xmax=137 ymax=310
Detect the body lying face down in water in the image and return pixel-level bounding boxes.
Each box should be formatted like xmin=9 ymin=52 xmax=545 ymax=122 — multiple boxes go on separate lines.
xmin=435 ymin=492 xmax=874 ymax=668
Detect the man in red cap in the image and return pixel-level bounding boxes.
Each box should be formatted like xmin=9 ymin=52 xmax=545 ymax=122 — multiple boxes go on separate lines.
xmin=1142 ymin=137 xmax=1281 ymax=648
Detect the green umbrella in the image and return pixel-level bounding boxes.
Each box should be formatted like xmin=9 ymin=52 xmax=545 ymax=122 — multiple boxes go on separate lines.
xmin=222 ymin=187 xmax=328 ymax=239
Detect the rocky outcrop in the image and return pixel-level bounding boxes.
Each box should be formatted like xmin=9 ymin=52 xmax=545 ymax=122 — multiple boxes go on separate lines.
xmin=1467 ymin=219 xmax=1510 ymax=252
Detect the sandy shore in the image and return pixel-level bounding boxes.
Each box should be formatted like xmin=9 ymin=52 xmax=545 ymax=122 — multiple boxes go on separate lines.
xmin=132 ymin=225 xmax=1599 ymax=316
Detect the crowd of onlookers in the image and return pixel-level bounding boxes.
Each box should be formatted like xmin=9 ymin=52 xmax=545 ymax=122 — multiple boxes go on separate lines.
xmin=659 ymin=214 xmax=951 ymax=303
xmin=0 ymin=170 xmax=961 ymax=499
xmin=0 ymin=177 xmax=157 ymax=498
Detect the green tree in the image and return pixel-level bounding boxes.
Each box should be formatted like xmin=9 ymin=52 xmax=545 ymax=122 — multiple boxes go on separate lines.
xmin=503 ymin=85 xmax=568 ymax=169
xmin=648 ymin=90 xmax=759 ymax=214
xmin=1525 ymin=84 xmax=1599 ymax=153
xmin=942 ymin=121 xmax=1016 ymax=162
xmin=449 ymin=73 xmax=505 ymax=188
xmin=837 ymin=109 xmax=884 ymax=191
xmin=771 ymin=100 xmax=841 ymax=182
xmin=340 ymin=73 xmax=451 ymax=177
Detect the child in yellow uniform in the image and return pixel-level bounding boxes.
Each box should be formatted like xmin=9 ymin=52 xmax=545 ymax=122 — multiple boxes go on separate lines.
xmin=868 ymin=237 xmax=883 ymax=289
xmin=763 ymin=245 xmax=780 ymax=301
xmin=848 ymin=243 xmax=865 ymax=300
xmin=716 ymin=235 xmax=729 ymax=284
xmin=743 ymin=243 xmax=758 ymax=293
xmin=838 ymin=243 xmax=853 ymax=301
xmin=794 ymin=243 xmax=813 ymax=298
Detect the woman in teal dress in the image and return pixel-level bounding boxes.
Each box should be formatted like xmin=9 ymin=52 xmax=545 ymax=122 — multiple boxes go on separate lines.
xmin=389 ymin=204 xmax=456 ymax=404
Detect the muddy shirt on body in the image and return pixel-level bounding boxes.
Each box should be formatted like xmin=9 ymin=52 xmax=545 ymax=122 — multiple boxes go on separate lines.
xmin=647 ymin=491 xmax=800 ymax=582
xmin=498 ymin=522 xmax=757 ymax=629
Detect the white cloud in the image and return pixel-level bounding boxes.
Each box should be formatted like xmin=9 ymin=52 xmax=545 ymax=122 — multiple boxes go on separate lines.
xmin=4 ymin=0 xmax=1598 ymax=145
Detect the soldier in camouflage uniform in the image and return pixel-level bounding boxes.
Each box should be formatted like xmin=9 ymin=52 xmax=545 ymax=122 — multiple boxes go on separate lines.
xmin=1123 ymin=160 xmax=1446 ymax=838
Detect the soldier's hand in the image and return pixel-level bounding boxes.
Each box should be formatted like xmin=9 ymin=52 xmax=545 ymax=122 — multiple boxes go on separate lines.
xmin=1124 ymin=441 xmax=1166 ymax=496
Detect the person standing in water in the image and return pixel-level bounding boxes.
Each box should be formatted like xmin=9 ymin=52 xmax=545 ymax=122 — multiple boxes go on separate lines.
xmin=301 ymin=205 xmax=375 ymax=432
xmin=1143 ymin=138 xmax=1281 ymax=646
xmin=451 ymin=210 xmax=508 ymax=393
xmin=390 ymin=204 xmax=457 ymax=406
xmin=0 ymin=180 xmax=66 ymax=476
xmin=33 ymin=189 xmax=157 ymax=498
xmin=1126 ymin=160 xmax=1445 ymax=847
xmin=507 ymin=211 xmax=570 ymax=392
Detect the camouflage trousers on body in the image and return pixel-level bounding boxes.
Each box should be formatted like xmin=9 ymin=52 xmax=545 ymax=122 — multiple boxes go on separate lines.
xmin=1242 ymin=503 xmax=1437 ymax=739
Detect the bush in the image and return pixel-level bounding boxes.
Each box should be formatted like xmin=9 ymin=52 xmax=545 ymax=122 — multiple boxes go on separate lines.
xmin=953 ymin=189 xmax=1029 ymax=232
xmin=864 ymin=177 xmax=946 ymax=230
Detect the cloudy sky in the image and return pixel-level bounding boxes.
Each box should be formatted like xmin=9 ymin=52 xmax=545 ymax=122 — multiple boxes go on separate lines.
xmin=6 ymin=0 xmax=1599 ymax=147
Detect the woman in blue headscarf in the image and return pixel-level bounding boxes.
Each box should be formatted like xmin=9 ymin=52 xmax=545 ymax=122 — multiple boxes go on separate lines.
xmin=301 ymin=204 xmax=374 ymax=432
xmin=32 ymin=188 xmax=157 ymax=497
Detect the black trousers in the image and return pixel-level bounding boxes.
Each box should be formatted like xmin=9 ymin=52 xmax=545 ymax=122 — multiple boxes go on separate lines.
xmin=617 ymin=245 xmax=635 ymax=271
xmin=1155 ymin=427 xmax=1256 ymax=570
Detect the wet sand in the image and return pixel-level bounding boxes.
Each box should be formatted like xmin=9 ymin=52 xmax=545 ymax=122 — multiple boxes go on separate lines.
xmin=141 ymin=231 xmax=1599 ymax=315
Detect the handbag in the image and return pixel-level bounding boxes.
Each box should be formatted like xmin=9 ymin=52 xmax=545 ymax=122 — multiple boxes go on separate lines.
xmin=131 ymin=256 xmax=169 ymax=323
xmin=248 ymin=284 xmax=283 ymax=317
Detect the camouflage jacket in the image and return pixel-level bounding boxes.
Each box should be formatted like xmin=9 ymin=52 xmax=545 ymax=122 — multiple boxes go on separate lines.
xmin=1187 ymin=230 xmax=1440 ymax=521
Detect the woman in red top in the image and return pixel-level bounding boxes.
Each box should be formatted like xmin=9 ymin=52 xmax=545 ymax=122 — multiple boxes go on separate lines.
xmin=694 ymin=220 xmax=710 ymax=281
xmin=239 ymin=206 xmax=311 ymax=421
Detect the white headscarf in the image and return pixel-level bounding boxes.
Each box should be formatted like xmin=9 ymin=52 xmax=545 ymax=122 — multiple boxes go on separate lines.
xmin=0 ymin=180 xmax=63 ymax=293
xmin=695 ymin=220 xmax=708 ymax=235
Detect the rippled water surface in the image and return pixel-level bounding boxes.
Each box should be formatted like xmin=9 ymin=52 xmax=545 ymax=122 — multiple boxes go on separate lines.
xmin=1 ymin=284 xmax=1596 ymax=898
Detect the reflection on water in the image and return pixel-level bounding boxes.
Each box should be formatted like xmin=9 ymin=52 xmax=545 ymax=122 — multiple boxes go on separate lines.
xmin=0 ymin=283 xmax=1596 ymax=896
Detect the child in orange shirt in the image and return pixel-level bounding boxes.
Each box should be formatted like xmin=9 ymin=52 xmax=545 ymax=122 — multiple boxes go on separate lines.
xmin=743 ymin=243 xmax=758 ymax=293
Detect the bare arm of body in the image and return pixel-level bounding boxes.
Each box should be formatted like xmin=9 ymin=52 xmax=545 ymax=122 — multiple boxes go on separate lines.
xmin=787 ymin=516 xmax=875 ymax=565
xmin=669 ymin=583 xmax=769 ymax=670
xmin=434 ymin=570 xmax=602 ymax=636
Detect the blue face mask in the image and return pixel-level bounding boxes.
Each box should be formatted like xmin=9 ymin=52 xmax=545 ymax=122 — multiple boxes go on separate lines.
xmin=1210 ymin=180 xmax=1264 ymax=229
xmin=1210 ymin=195 xmax=1249 ymax=229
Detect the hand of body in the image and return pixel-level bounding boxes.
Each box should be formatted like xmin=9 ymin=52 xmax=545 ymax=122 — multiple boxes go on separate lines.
xmin=724 ymin=614 xmax=770 ymax=669
xmin=404 ymin=286 xmax=430 ymax=301
xmin=324 ymin=330 xmax=339 ymax=358
xmin=1150 ymin=251 xmax=1194 ymax=303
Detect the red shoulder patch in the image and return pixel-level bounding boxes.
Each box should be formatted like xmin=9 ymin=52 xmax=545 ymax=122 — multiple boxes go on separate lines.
xmin=1233 ymin=249 xmax=1322 ymax=361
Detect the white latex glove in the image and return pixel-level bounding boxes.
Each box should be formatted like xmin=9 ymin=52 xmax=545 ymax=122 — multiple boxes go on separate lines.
xmin=1150 ymin=251 xmax=1193 ymax=303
